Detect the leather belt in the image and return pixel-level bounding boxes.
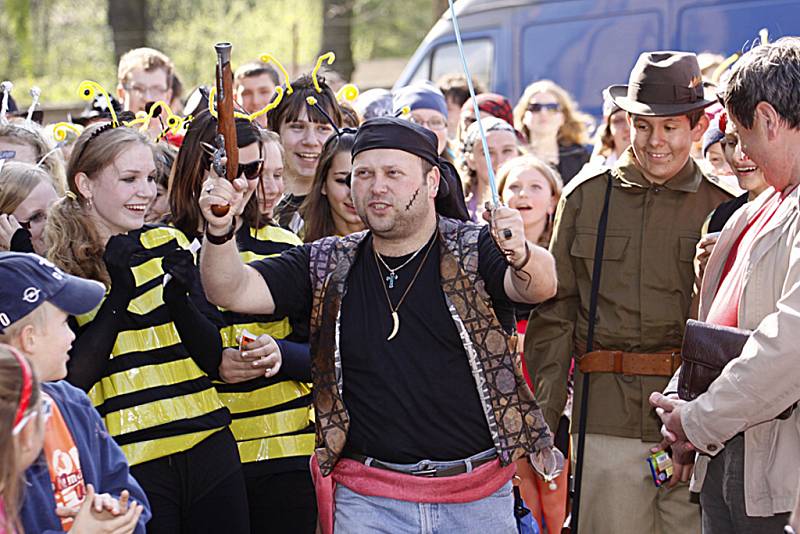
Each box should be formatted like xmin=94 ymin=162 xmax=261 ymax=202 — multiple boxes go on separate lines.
xmin=577 ymin=347 xmax=681 ymax=377
xmin=344 ymin=453 xmax=496 ymax=478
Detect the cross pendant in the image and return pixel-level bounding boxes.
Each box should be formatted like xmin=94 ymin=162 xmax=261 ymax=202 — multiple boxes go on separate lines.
xmin=386 ymin=272 xmax=397 ymax=289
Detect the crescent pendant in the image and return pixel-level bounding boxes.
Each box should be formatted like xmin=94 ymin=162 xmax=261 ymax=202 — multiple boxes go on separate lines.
xmin=387 ymin=311 xmax=400 ymax=341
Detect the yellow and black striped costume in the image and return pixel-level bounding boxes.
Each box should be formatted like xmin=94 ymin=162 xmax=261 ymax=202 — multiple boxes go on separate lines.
xmin=214 ymin=223 xmax=315 ymax=474
xmin=75 ymin=225 xmax=230 ymax=466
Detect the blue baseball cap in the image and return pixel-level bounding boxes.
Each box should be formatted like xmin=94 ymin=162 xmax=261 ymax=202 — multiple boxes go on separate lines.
xmin=0 ymin=252 xmax=106 ymax=333
xmin=392 ymin=81 xmax=448 ymax=118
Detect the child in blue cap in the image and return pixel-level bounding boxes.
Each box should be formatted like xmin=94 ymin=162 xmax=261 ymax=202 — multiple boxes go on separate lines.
xmin=0 ymin=251 xmax=150 ymax=534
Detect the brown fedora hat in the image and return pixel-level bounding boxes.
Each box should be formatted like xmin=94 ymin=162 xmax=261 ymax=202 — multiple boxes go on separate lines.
xmin=608 ymin=51 xmax=716 ymax=116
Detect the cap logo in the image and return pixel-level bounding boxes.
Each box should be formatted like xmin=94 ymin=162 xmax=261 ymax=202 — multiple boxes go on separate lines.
xmin=37 ymin=256 xmax=64 ymax=280
xmin=0 ymin=313 xmax=9 ymax=327
xmin=688 ymin=76 xmax=702 ymax=89
xmin=22 ymin=287 xmax=41 ymax=303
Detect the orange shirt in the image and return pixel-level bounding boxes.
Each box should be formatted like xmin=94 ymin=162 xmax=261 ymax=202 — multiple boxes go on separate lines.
xmin=42 ymin=393 xmax=85 ymax=531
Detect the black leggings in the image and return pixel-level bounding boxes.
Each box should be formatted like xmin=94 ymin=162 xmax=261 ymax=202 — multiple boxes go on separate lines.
xmin=245 ymin=468 xmax=317 ymax=534
xmin=130 ymin=429 xmax=249 ymax=534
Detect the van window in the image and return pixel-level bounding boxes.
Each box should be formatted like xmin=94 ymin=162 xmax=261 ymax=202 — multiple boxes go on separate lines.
xmin=521 ymin=13 xmax=660 ymax=115
xmin=678 ymin=2 xmax=800 ymax=55
xmin=427 ymin=39 xmax=494 ymax=87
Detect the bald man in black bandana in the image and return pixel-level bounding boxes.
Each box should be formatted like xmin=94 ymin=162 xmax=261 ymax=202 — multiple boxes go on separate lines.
xmin=198 ymin=117 xmax=560 ymax=532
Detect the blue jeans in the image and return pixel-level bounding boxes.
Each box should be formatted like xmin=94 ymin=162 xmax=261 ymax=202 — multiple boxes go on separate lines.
xmin=334 ymin=450 xmax=516 ymax=534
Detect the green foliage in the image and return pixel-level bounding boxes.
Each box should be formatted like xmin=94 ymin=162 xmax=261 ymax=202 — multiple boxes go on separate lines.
xmin=352 ymin=0 xmax=434 ymax=61
xmin=7 ymin=0 xmax=32 ymax=75
xmin=0 ymin=0 xmax=434 ymax=106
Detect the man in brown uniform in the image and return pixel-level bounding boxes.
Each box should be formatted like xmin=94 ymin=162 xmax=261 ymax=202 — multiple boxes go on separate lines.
xmin=524 ymin=51 xmax=734 ymax=533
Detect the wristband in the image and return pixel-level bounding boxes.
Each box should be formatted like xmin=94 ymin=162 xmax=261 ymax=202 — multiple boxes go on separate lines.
xmin=204 ymin=218 xmax=236 ymax=245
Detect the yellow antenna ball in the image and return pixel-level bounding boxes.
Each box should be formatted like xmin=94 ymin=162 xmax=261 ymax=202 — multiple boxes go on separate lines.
xmin=336 ymin=84 xmax=359 ymax=103
xmin=402 ymin=106 xmax=411 ymax=115
xmin=306 ymin=96 xmax=318 ymax=106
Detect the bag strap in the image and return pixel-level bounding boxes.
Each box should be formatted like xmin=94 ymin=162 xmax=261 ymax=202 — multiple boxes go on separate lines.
xmin=586 ymin=175 xmax=613 ymax=352
xmin=571 ymin=174 xmax=613 ymax=533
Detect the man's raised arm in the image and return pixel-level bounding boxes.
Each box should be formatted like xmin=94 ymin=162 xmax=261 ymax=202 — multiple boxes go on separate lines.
xmin=198 ymin=175 xmax=276 ymax=315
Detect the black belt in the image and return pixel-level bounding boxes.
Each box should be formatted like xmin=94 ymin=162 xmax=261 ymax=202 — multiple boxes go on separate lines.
xmin=345 ymin=453 xmax=496 ymax=478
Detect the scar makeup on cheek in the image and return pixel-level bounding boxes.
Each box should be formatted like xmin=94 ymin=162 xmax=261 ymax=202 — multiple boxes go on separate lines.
xmin=405 ymin=188 xmax=420 ymax=211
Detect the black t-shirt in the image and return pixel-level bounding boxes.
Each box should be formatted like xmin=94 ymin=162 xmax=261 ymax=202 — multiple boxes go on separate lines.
xmin=253 ymin=225 xmax=515 ymax=463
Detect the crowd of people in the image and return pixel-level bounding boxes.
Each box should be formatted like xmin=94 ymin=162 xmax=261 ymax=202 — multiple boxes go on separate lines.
xmin=0 ymin=34 xmax=799 ymax=534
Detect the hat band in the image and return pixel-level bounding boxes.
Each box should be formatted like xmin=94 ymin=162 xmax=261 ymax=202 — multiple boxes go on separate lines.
xmin=628 ymin=82 xmax=703 ymax=105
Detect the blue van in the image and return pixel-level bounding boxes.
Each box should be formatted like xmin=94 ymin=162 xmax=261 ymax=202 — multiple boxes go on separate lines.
xmin=395 ymin=0 xmax=800 ymax=116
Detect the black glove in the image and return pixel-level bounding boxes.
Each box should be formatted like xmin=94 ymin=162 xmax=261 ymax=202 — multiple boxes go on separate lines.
xmin=9 ymin=227 xmax=34 ymax=253
xmin=161 ymin=249 xmax=197 ymax=302
xmin=103 ymin=234 xmax=141 ymax=297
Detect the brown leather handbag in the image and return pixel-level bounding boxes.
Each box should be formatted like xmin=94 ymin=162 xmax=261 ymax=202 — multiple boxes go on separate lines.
xmin=678 ymin=319 xmax=750 ymax=401
xmin=679 ymin=319 xmax=795 ymax=419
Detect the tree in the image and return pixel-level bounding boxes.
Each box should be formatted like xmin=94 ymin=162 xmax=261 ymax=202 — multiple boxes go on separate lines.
xmin=320 ymin=0 xmax=354 ymax=81
xmin=107 ymin=0 xmax=149 ymax=64
xmin=433 ymin=0 xmax=447 ymax=22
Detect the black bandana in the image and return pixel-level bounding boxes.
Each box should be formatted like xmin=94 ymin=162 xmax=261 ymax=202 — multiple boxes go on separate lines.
xmin=351 ymin=117 xmax=469 ymax=221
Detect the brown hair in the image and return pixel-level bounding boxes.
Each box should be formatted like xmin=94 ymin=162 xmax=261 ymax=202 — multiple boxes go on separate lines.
xmin=339 ymin=102 xmax=360 ymax=129
xmin=513 ymin=80 xmax=590 ymax=147
xmin=0 ymin=161 xmax=53 ymax=215
xmin=168 ymin=111 xmax=260 ymax=239
xmin=0 ymin=344 xmax=41 ymax=534
xmin=45 ymin=125 xmax=153 ymax=286
xmin=267 ymin=74 xmax=343 ymax=133
xmin=117 ymin=47 xmax=175 ymax=87
xmin=300 ymin=132 xmax=356 ymax=242
xmin=497 ymin=155 xmax=563 ymax=246
xmin=436 ymin=73 xmax=485 ymax=107
xmin=234 ymin=61 xmax=281 ymax=86
xmin=0 ymin=123 xmax=66 ymax=194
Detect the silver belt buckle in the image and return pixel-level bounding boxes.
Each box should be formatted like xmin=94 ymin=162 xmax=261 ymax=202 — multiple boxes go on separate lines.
xmin=411 ymin=467 xmax=438 ymax=477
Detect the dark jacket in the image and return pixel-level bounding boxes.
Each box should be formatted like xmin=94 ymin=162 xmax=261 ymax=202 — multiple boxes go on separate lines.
xmin=557 ymin=143 xmax=591 ymax=186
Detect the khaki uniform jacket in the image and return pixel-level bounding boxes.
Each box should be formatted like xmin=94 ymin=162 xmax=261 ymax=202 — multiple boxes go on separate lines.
xmin=672 ymin=185 xmax=800 ymax=517
xmin=524 ymin=149 xmax=732 ymax=441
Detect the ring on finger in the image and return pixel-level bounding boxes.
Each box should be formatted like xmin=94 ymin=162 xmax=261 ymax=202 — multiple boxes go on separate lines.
xmin=205 ymin=184 xmax=214 ymax=193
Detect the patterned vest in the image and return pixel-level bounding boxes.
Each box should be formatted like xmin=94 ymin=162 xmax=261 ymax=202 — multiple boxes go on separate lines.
xmin=307 ymin=217 xmax=554 ymax=476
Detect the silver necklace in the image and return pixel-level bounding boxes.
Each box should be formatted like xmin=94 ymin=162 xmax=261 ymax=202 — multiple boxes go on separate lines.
xmin=375 ymin=243 xmax=427 ymax=289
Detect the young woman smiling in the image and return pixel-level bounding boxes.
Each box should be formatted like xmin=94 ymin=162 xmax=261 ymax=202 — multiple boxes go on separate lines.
xmin=45 ymin=123 xmax=250 ymax=534
xmin=268 ymin=75 xmax=342 ymax=234
xmin=301 ymin=130 xmax=365 ymax=241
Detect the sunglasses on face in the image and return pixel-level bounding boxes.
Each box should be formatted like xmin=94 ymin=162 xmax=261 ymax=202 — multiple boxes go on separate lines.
xmin=238 ymin=159 xmax=264 ymax=180
xmin=528 ymin=103 xmax=561 ymax=113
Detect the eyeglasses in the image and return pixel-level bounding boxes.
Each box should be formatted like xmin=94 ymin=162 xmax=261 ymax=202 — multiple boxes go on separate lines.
xmin=123 ymin=83 xmax=170 ymax=100
xmin=238 ymin=159 xmax=264 ymax=181
xmin=13 ymin=395 xmax=52 ymax=435
xmin=527 ymin=103 xmax=561 ymax=113
xmin=408 ymin=115 xmax=448 ymax=131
